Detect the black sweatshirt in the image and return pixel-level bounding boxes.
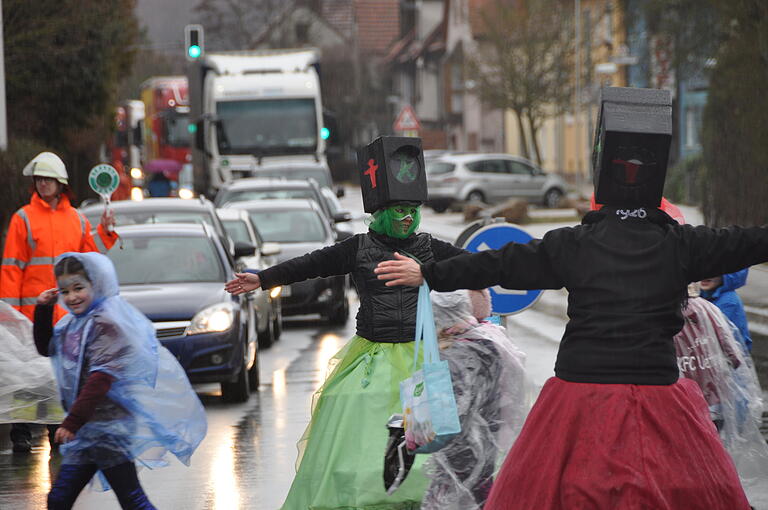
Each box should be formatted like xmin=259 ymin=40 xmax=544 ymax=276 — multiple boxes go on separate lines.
xmin=421 ymin=206 xmax=768 ymax=385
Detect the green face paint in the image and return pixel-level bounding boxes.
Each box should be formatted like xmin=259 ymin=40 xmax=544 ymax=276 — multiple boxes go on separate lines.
xmin=368 ymin=203 xmax=422 ymax=239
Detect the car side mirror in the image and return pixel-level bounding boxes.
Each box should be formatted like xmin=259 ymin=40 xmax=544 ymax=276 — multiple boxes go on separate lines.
xmin=333 ymin=211 xmax=352 ymax=223
xmin=260 ymin=242 xmax=282 ymax=257
xmin=335 ymin=185 xmax=345 ymax=198
xmin=234 ymin=241 xmax=256 ymax=258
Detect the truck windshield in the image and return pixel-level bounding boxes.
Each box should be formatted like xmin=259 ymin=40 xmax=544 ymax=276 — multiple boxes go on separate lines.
xmin=165 ymin=111 xmax=190 ymax=147
xmin=216 ymin=98 xmax=317 ymax=156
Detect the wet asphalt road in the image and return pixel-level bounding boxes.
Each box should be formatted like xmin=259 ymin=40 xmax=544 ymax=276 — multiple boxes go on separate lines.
xmin=0 ymin=313 xmax=353 ymax=510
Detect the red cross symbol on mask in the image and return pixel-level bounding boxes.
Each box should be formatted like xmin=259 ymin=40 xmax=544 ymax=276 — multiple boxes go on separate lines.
xmin=364 ymin=159 xmax=379 ymax=188
xmin=612 ymin=158 xmax=642 ymax=184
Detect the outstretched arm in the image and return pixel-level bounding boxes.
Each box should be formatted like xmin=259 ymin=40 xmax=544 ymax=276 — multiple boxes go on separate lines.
xmin=377 ymin=238 xmax=564 ymax=292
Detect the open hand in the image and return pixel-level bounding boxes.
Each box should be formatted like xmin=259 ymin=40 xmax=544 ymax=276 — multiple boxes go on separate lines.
xmin=36 ymin=288 xmax=58 ymax=305
xmin=225 ymin=272 xmax=261 ymax=295
xmin=54 ymin=426 xmax=75 ymax=444
xmin=100 ymin=208 xmax=116 ymax=232
xmin=374 ymin=252 xmax=424 ymax=287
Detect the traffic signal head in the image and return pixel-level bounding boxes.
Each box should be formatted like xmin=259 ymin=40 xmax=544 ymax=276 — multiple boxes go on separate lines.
xmin=592 ymin=87 xmax=672 ymax=208
xmin=185 ymin=24 xmax=204 ymax=61
xmin=357 ymin=136 xmax=427 ymax=213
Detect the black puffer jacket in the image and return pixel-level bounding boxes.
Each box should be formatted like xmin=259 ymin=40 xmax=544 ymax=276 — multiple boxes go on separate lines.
xmin=258 ymin=230 xmax=465 ymax=342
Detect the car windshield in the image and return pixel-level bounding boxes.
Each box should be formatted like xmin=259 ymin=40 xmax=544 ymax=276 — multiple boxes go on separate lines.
xmin=108 ymin=235 xmax=225 ymax=284
xmin=223 ymin=189 xmax=314 ymax=204
xmin=216 ymin=98 xmax=317 ymax=156
xmin=426 ymin=161 xmax=455 ymax=175
xmin=247 ymin=209 xmax=326 ymax=243
xmin=252 ymin=168 xmax=331 ymax=188
xmin=222 ymin=219 xmax=252 ymax=244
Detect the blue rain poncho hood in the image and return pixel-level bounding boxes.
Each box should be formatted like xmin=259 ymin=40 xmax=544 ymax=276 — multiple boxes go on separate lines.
xmin=50 ymin=252 xmax=206 ymax=475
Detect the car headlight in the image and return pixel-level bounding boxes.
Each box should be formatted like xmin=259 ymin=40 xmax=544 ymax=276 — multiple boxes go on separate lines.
xmin=269 ymin=286 xmax=282 ymax=299
xmin=186 ymin=303 xmax=235 ymax=335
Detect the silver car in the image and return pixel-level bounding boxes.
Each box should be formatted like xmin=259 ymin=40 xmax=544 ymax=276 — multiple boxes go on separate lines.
xmin=217 ymin=207 xmax=283 ymax=349
xmin=425 ymin=153 xmax=568 ymax=212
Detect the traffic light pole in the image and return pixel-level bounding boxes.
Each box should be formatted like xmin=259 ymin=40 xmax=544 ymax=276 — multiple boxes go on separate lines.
xmin=0 ymin=1 xmax=8 ymax=151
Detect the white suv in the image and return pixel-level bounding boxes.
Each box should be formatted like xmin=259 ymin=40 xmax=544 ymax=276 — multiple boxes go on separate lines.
xmin=425 ymin=153 xmax=568 ymax=212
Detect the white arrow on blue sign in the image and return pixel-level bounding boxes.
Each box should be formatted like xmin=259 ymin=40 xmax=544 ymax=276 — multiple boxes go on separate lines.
xmin=460 ymin=223 xmax=543 ymax=315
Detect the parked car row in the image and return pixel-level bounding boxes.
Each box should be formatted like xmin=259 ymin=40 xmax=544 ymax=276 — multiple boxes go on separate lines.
xmin=81 ymin=175 xmax=355 ymax=403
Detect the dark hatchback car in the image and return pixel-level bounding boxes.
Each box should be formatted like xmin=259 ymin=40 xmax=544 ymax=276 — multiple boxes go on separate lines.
xmin=107 ymin=223 xmax=258 ymax=402
xmin=223 ymin=199 xmax=350 ymax=324
xmin=81 ymin=196 xmax=234 ymax=256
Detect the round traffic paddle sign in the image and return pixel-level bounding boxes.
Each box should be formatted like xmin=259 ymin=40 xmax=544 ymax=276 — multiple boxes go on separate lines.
xmin=88 ymin=164 xmax=120 ymax=197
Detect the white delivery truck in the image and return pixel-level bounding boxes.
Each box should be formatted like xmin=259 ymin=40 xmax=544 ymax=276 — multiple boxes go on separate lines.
xmin=189 ymin=48 xmax=328 ymax=194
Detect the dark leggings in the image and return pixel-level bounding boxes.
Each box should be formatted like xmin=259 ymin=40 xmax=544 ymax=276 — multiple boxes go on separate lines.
xmin=48 ymin=461 xmax=156 ymax=510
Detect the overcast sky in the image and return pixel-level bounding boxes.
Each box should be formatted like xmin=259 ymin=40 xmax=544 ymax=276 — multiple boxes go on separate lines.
xmin=136 ymin=0 xmax=201 ymax=55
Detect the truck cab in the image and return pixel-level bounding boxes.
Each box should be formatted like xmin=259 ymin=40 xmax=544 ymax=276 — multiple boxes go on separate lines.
xmin=194 ymin=49 xmax=326 ymax=193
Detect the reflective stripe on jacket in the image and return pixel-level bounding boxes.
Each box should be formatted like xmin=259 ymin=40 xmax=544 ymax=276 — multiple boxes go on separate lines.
xmin=0 ymin=193 xmax=118 ymax=321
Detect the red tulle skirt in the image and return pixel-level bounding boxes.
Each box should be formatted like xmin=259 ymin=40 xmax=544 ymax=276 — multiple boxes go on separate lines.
xmin=486 ymin=377 xmax=750 ymax=510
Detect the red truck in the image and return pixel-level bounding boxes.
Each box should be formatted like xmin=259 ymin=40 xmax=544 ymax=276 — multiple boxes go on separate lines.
xmin=140 ymin=76 xmax=193 ymax=198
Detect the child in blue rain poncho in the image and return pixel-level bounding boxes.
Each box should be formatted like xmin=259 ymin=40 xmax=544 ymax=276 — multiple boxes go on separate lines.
xmin=34 ymin=252 xmax=207 ymax=510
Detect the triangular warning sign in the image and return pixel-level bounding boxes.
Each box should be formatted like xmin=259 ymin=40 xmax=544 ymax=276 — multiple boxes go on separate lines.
xmin=393 ymin=105 xmax=421 ymax=131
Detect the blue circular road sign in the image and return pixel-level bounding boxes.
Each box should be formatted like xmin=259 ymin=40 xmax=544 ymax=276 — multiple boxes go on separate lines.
xmin=460 ymin=222 xmax=543 ymax=315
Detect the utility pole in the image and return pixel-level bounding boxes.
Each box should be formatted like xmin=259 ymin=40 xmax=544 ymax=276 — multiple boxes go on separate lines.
xmin=0 ymin=0 xmax=8 ymax=151
xmin=574 ymin=0 xmax=581 ymax=191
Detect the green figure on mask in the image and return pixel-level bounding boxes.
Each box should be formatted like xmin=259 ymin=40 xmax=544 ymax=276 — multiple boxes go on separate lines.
xmin=368 ymin=203 xmax=421 ymax=239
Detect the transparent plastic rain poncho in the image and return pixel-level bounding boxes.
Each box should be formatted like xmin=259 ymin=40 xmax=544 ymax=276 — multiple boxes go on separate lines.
xmin=50 ymin=252 xmax=207 ymax=473
xmin=673 ymin=296 xmax=768 ymax=491
xmin=0 ymin=302 xmax=64 ymax=423
xmin=421 ymin=289 xmax=532 ymax=510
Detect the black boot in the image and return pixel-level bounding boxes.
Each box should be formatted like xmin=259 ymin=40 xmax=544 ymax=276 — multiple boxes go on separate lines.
xmin=10 ymin=423 xmax=32 ymax=453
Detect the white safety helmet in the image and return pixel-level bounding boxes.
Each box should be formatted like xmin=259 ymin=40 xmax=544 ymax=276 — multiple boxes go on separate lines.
xmin=22 ymin=152 xmax=68 ymax=185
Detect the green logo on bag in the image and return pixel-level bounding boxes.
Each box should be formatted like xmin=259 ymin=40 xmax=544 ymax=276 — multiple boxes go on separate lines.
xmin=414 ymin=382 xmax=424 ymax=397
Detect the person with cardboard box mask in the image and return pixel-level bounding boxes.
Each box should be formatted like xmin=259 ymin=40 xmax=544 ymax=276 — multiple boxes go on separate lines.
xmin=226 ymin=136 xmax=469 ymax=509
xmin=375 ymin=87 xmax=765 ymax=509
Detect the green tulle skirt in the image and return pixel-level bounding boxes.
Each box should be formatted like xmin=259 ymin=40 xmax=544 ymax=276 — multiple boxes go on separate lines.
xmin=280 ymin=335 xmax=428 ymax=510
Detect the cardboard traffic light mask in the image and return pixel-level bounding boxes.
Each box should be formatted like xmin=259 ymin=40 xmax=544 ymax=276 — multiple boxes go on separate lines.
xmin=592 ymin=87 xmax=672 ymax=207
xmin=357 ymin=136 xmax=427 ymax=213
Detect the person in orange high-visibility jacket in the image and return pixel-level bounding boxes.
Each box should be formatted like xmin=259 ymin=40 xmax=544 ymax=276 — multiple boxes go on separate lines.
xmin=0 ymin=152 xmax=118 ymax=324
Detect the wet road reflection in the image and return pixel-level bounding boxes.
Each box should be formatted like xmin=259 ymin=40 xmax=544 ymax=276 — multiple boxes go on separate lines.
xmin=0 ymin=305 xmax=357 ymax=510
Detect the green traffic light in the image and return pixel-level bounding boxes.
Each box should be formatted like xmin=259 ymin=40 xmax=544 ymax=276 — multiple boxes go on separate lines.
xmin=188 ymin=123 xmax=197 ymax=134
xmin=320 ymin=127 xmax=330 ymax=140
xmin=188 ymin=45 xmax=201 ymax=59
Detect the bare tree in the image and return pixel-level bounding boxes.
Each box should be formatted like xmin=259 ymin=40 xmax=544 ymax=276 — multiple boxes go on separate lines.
xmin=466 ymin=0 xmax=576 ymax=165
xmin=194 ymin=0 xmax=285 ymax=51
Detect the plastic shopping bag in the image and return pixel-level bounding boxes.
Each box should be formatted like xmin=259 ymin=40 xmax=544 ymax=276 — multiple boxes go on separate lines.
xmin=399 ymin=283 xmax=461 ymax=454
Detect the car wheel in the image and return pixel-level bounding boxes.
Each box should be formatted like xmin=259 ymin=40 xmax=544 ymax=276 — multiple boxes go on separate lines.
xmin=326 ymin=293 xmax=349 ymax=326
xmin=466 ymin=190 xmax=486 ymax=203
xmin=272 ymin=309 xmax=283 ymax=341
xmin=544 ymin=188 xmax=563 ymax=208
xmin=248 ymin=351 xmax=260 ymax=391
xmin=431 ymin=203 xmax=448 ymax=213
xmin=221 ymin=354 xmax=250 ymax=403
xmin=257 ymin=312 xmax=275 ymax=349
